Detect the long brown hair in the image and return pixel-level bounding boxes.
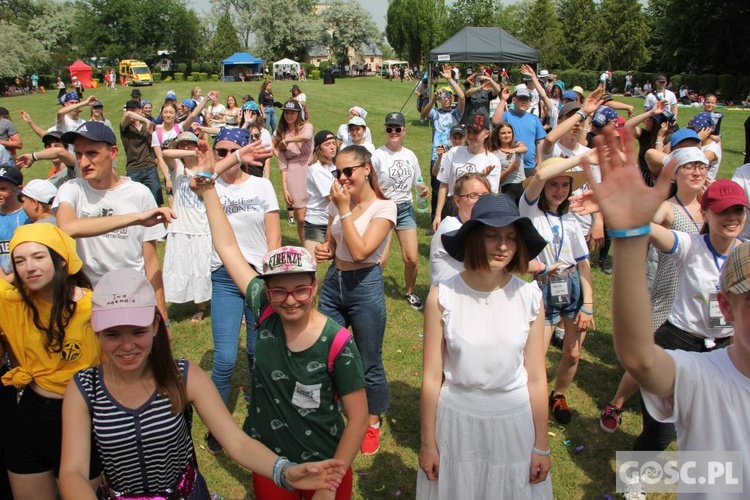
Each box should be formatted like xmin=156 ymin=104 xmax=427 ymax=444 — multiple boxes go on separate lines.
xmin=273 ymin=108 xmax=304 ymax=148
xmin=13 ymin=246 xmax=92 ymax=353
xmin=336 ymin=145 xmax=388 ymax=200
xmin=463 ymin=222 xmax=529 ymax=274
xmin=150 ymin=313 xmax=187 ymax=414
xmin=490 ymin=122 xmax=518 ymax=150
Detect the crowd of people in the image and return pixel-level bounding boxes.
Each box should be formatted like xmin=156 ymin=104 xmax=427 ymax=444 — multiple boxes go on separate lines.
xmin=0 ymin=61 xmax=748 ymax=500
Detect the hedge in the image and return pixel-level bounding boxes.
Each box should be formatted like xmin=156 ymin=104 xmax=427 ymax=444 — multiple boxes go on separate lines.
xmin=309 ymin=70 xmax=321 ymax=80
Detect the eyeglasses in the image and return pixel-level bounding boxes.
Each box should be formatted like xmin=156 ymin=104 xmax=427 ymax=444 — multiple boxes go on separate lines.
xmin=333 ymin=164 xmax=365 ymax=179
xmin=214 ymin=148 xmax=239 ymax=158
xmin=386 ymin=127 xmax=403 ymax=134
xmin=680 ymin=162 xmax=708 ymax=174
xmin=266 ymin=285 xmax=314 ymax=304
xmin=251 ymin=133 xmax=261 ymax=140
xmin=455 ymin=193 xmax=485 ymax=202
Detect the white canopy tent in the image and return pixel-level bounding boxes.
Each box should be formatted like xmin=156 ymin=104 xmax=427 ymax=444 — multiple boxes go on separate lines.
xmin=272 ymin=58 xmax=301 ymax=80
xmin=382 ymin=59 xmax=409 ymax=71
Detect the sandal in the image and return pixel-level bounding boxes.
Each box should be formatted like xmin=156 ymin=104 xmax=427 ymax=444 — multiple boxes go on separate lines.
xmin=190 ymin=311 xmax=205 ymax=324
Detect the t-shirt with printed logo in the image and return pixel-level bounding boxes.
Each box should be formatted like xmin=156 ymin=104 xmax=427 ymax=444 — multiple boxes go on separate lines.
xmin=244 ymin=277 xmax=365 ymax=463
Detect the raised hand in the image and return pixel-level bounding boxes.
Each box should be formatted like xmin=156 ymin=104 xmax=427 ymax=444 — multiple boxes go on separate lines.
xmin=581 ymin=88 xmax=605 ymax=115
xmin=137 ymin=207 xmax=176 ymax=227
xmin=15 ymin=154 xmax=34 ymax=168
xmin=238 ymin=141 xmax=273 ymax=167
xmin=520 ymin=64 xmax=535 ymax=78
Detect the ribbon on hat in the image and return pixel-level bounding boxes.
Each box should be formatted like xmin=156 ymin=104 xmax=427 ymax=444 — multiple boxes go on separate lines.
xmin=2 ymin=367 xmax=33 ymax=389
xmin=214 ymin=127 xmax=250 ymax=147
xmin=9 ymin=223 xmax=83 ymax=275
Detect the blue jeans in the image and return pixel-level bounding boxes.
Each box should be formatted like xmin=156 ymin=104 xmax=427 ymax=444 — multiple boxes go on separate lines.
xmin=127 ymin=165 xmax=164 ymax=206
xmin=318 ymin=264 xmax=389 ymax=415
xmin=210 ymin=266 xmax=257 ymax=405
xmin=264 ymin=106 xmax=277 ymax=134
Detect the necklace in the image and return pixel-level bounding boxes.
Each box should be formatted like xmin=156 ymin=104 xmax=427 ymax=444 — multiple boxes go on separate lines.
xmin=108 ymin=362 xmax=152 ymax=406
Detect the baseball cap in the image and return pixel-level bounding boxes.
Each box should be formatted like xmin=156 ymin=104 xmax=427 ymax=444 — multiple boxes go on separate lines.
xmin=0 ymin=166 xmax=22 ymax=186
xmin=669 ymin=128 xmax=701 ymax=149
xmin=242 ymin=101 xmax=260 ymax=111
xmin=662 ymin=147 xmax=708 ymax=168
xmin=347 ymin=116 xmax=366 ymax=128
xmin=61 ymin=122 xmax=117 ymax=146
xmin=700 ymin=179 xmax=749 ymax=214
xmin=91 ymin=100 xmax=104 ymax=108
xmin=465 ymin=111 xmax=489 ymax=132
xmin=165 ymin=90 xmax=177 ymax=101
xmin=560 ymin=101 xmax=582 ymax=118
xmin=0 ymin=107 xmax=9 ymax=116
xmin=514 ymin=87 xmax=531 ymax=99
xmin=290 ymin=84 xmax=300 ymax=93
xmin=42 ymin=130 xmax=64 ymax=146
xmin=656 ymin=75 xmax=667 ymax=83
xmin=21 ymin=179 xmax=57 ymax=204
xmin=124 ymin=100 xmax=142 ymax=109
xmin=522 ymin=75 xmax=533 ymax=82
xmin=449 ymin=125 xmax=465 ymax=137
xmin=562 ymin=90 xmax=579 ymax=102
xmin=384 ymin=112 xmax=405 ymax=126
xmin=282 ymin=100 xmax=302 ymax=112
xmin=261 ymin=246 xmax=317 ymax=278
xmin=170 ymin=131 xmax=199 ymax=148
xmin=314 ymin=130 xmax=336 ymax=149
xmin=91 ymin=269 xmax=157 ymax=332
xmin=721 ymin=243 xmax=750 ymax=294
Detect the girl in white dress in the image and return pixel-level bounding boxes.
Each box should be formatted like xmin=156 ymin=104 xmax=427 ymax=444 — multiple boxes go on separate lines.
xmin=418 ymin=194 xmax=553 ymax=500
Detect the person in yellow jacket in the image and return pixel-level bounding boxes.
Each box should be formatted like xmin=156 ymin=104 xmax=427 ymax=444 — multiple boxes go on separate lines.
xmin=0 ymin=223 xmax=102 ymax=499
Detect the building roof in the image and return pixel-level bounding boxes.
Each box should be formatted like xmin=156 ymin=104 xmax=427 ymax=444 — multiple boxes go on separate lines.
xmin=361 ymin=43 xmax=383 ymax=56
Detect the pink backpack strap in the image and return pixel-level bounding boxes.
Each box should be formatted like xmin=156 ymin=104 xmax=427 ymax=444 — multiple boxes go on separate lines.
xmin=156 ymin=126 xmax=164 ymax=145
xmin=327 ymin=327 xmax=353 ymax=373
xmin=255 ymin=303 xmax=276 ymax=330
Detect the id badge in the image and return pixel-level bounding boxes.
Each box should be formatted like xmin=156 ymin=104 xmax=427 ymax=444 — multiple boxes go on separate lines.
xmin=708 ymin=292 xmax=728 ymax=329
xmin=549 ymin=276 xmax=570 ymax=305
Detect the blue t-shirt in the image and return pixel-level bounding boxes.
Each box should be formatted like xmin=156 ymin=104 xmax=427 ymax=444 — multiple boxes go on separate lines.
xmin=0 ymin=208 xmax=30 ymax=274
xmin=428 ymin=108 xmax=462 ymax=162
xmin=502 ymin=110 xmax=546 ymax=170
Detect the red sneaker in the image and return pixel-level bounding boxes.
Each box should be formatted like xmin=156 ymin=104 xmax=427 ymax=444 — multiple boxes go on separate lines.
xmin=599 ymin=404 xmax=622 ymax=433
xmin=361 ymin=425 xmax=381 ymax=455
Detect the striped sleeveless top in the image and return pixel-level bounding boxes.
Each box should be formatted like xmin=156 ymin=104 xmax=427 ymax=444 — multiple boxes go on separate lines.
xmin=74 ymin=358 xmax=195 ymax=495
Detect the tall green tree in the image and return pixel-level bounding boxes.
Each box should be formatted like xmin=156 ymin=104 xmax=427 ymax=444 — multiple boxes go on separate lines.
xmin=599 ymin=0 xmax=650 ymax=70
xmin=519 ymin=0 xmax=567 ymax=68
xmin=321 ymin=0 xmax=380 ymax=67
xmin=0 ymin=19 xmax=47 ymax=77
xmin=208 ymin=11 xmax=242 ymax=60
xmin=495 ymin=2 xmax=528 ymax=38
xmin=558 ymin=0 xmax=603 ymax=70
xmin=248 ymin=0 xmax=321 ymax=61
xmin=386 ymin=0 xmax=448 ymax=65
xmin=208 ymin=0 xmax=255 ymax=48
xmin=446 ymin=0 xmax=496 ymax=36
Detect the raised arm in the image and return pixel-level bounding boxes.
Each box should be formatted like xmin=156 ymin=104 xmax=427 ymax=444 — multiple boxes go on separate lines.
xmin=58 ymin=95 xmax=96 ymax=122
xmin=181 ymin=93 xmax=211 ymax=131
xmin=19 ymin=110 xmax=48 ymax=139
xmin=523 ymin=152 xmax=588 ymax=202
xmin=16 ymin=146 xmax=76 ymax=168
xmin=56 ymin=202 xmax=175 ymax=238
xmin=520 ymin=64 xmax=555 ymax=117
xmin=542 ymin=87 xmax=604 ymax=154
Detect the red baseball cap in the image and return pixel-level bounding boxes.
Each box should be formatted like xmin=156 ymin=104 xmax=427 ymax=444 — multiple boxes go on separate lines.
xmin=700 ymin=179 xmax=750 ymax=213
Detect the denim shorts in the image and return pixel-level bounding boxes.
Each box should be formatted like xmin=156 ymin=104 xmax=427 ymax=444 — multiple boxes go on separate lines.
xmin=395 ymin=202 xmax=417 ymax=230
xmin=304 ymin=221 xmax=327 ymax=242
xmin=538 ymin=270 xmax=582 ymax=325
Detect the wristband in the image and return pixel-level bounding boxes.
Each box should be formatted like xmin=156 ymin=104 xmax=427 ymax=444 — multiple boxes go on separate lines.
xmin=31 ymin=152 xmax=38 ymax=162
xmin=655 ymin=141 xmax=664 ymax=146
xmin=532 ymin=447 xmax=551 ymax=456
xmin=340 ymin=212 xmax=353 ymax=221
xmin=607 ymin=225 xmax=650 ymax=238
xmin=580 ymin=307 xmax=594 ymax=315
xmin=538 ymin=263 xmax=549 ymax=277
xmin=575 ymin=110 xmax=587 ymax=121
xmin=235 ymin=150 xmax=242 ymax=165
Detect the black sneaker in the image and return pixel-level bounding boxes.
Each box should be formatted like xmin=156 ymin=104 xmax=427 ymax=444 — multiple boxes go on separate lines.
xmin=599 ymin=259 xmax=613 ymax=275
xmin=205 ymin=432 xmax=223 ymax=455
xmin=426 ymin=228 xmax=435 ymax=236
xmin=405 ymin=293 xmax=423 ymax=311
xmin=549 ymin=391 xmax=572 ymax=424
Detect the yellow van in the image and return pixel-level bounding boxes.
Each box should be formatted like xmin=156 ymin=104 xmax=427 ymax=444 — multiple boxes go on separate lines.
xmin=118 ymin=60 xmax=153 ymax=86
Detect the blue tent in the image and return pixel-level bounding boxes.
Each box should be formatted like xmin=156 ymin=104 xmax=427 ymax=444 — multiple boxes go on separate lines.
xmin=221 ymin=52 xmax=264 ymax=82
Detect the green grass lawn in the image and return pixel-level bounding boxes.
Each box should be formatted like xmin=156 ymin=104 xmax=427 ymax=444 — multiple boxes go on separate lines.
xmin=4 ymin=78 xmax=749 ymax=499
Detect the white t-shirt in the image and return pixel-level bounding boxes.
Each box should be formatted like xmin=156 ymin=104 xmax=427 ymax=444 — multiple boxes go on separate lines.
xmin=519 ymin=193 xmax=588 ymax=268
xmin=336 ymin=124 xmax=372 ymax=147
xmin=439 ymin=274 xmax=542 ymax=391
xmin=56 ymin=115 xmax=86 ymax=134
xmin=169 ymin=161 xmax=208 ymax=235
xmin=430 ymin=216 xmax=462 ymax=286
xmin=642 ymin=348 xmax=750 ymax=500
xmin=211 ymin=176 xmax=279 ymax=271
xmin=305 ymin=161 xmax=335 ymax=226
xmin=206 ymin=103 xmax=226 ymax=127
xmin=151 ymin=124 xmax=183 ymax=149
xmin=665 ymin=232 xmax=734 ymax=338
xmin=731 ymin=163 xmax=750 ymax=241
xmin=703 ymin=141 xmax=722 ymax=181
xmin=437 ymin=146 xmax=501 ymax=195
xmin=644 ymin=89 xmax=677 ymax=110
xmin=260 ymin=128 xmax=273 ymax=148
xmin=371 ymin=145 xmax=423 ymax=203
xmin=53 ymin=178 xmax=166 ymax=284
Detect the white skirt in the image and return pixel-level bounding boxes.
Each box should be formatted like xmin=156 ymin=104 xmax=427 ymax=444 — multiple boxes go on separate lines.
xmin=416 ymin=383 xmax=553 ymax=500
xmin=163 ymin=232 xmax=212 ymax=304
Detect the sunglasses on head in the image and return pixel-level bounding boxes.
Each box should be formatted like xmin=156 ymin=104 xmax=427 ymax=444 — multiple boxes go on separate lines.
xmin=214 ymin=148 xmax=239 ymax=158
xmin=333 ymin=164 xmax=365 ymax=179
xmin=386 ymin=127 xmax=403 ymax=134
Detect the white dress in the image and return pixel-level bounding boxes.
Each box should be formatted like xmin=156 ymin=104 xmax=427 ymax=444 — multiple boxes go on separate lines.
xmin=416 ymin=274 xmax=552 ymax=500
xmin=163 ymin=161 xmax=212 ymax=303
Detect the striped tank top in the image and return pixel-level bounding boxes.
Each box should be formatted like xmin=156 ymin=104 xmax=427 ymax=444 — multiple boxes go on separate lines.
xmin=74 ymin=358 xmax=195 ymax=495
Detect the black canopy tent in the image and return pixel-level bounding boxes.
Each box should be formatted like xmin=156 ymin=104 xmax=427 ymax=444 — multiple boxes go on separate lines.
xmin=429 ymin=26 xmax=539 ymax=64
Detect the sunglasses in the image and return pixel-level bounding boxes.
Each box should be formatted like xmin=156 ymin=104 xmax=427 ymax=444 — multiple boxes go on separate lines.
xmin=266 ymin=285 xmax=314 ymax=304
xmin=386 ymin=127 xmax=403 ymax=134
xmin=251 ymin=133 xmax=261 ymax=140
xmin=214 ymin=148 xmax=239 ymax=158
xmin=333 ymin=164 xmax=365 ymax=179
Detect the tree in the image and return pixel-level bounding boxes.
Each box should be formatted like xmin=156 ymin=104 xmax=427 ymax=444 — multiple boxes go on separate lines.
xmin=0 ymin=20 xmax=47 ymax=77
xmin=386 ymin=0 xmax=448 ymax=66
xmin=558 ymin=0 xmax=603 ymax=70
xmin=446 ymin=0 xmax=496 ymax=36
xmin=321 ymin=0 xmax=380 ymax=67
xmin=248 ymin=0 xmax=321 ymax=61
xmin=209 ymin=0 xmax=256 ymax=48
xmin=495 ymin=2 xmax=528 ymax=38
xmin=519 ymin=0 xmax=567 ymax=68
xmin=208 ymin=11 xmax=242 ymax=60
xmin=599 ymin=0 xmax=651 ymax=70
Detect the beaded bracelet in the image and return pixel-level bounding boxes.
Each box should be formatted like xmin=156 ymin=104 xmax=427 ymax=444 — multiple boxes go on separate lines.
xmin=532 ymin=446 xmax=551 ymax=456
xmin=607 ymin=225 xmax=650 ymax=238
xmin=272 ymin=457 xmax=287 ymax=488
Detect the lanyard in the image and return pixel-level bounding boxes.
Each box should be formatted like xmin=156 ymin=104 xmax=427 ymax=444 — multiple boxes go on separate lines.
xmin=704 ymin=234 xmax=735 ymax=290
xmin=674 ymin=195 xmax=701 ymax=233
xmin=544 ymin=212 xmax=564 ymax=262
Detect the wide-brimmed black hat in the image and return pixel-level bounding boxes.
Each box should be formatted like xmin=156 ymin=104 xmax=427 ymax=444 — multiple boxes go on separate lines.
xmin=442 ymin=194 xmax=547 ymax=262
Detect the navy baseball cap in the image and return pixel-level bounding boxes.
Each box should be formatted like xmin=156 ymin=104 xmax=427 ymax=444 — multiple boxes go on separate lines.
xmin=0 ymin=166 xmax=23 ymax=186
xmin=61 ymin=122 xmax=117 ymax=146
